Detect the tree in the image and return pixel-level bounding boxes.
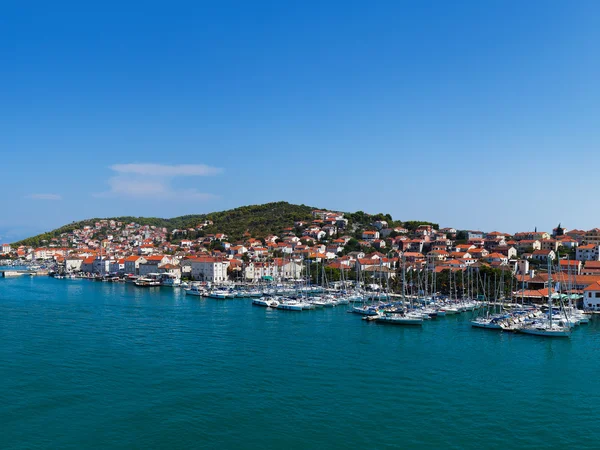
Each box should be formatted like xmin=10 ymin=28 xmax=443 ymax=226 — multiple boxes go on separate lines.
xmin=342 ymin=238 xmax=361 ymax=255
xmin=456 ymin=230 xmax=468 ymax=241
xmin=209 ymin=241 xmax=225 ymax=252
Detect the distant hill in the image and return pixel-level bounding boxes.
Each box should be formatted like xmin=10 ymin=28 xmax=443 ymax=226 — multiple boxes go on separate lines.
xmin=12 ymin=201 xmax=439 ymax=247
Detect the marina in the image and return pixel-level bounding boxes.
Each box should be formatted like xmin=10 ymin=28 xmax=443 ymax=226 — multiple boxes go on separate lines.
xmin=13 ymin=263 xmax=598 ymax=335
xmin=2 ymin=274 xmax=600 ymax=449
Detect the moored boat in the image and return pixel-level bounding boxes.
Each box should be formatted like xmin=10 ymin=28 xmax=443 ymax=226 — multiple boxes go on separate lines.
xmin=184 ymin=285 xmax=205 ymax=296
xmin=375 ymin=313 xmax=423 ymax=326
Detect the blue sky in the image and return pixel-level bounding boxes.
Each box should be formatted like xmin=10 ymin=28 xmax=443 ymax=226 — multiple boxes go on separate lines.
xmin=2 ymin=1 xmax=599 ymax=241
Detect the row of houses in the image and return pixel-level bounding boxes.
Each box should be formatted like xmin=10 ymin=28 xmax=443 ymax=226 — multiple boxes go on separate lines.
xmin=11 ymin=213 xmax=600 ymax=285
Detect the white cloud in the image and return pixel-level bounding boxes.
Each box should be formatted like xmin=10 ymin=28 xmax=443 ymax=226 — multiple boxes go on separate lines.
xmin=95 ymin=163 xmax=222 ymax=200
xmin=110 ymin=163 xmax=222 ymax=177
xmin=26 ymin=193 xmax=62 ymax=200
xmin=104 ymin=178 xmax=169 ymax=197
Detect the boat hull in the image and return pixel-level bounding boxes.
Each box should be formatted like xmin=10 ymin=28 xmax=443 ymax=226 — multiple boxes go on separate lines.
xmin=376 ymin=317 xmax=423 ymax=326
xmin=471 ymin=321 xmax=503 ymax=329
xmin=185 ymin=289 xmax=204 ymax=296
xmin=519 ymin=327 xmax=570 ymax=337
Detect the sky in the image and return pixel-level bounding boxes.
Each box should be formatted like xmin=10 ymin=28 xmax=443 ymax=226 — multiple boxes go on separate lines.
xmin=2 ymin=0 xmax=599 ymax=241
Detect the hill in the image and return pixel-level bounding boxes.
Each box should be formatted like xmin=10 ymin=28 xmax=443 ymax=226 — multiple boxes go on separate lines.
xmin=12 ymin=201 xmax=439 ymax=247
xmin=12 ymin=202 xmax=318 ymax=247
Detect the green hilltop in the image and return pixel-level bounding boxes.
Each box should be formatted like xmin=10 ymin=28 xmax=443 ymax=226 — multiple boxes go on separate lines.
xmin=13 ymin=201 xmax=439 ymax=247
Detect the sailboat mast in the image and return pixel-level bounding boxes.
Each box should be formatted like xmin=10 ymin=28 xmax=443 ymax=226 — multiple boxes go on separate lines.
xmin=548 ymin=258 xmax=553 ymax=328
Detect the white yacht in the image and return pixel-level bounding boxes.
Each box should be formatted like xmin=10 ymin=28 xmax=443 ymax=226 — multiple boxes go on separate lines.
xmin=184 ymin=285 xmax=205 ymax=296
xmin=277 ymin=299 xmax=304 ymax=311
xmin=375 ymin=313 xmax=423 ymax=326
xmin=161 ymin=274 xmax=181 ymax=287
xmin=252 ymin=297 xmax=278 ymax=307
xmin=351 ymin=305 xmax=380 ymax=316
xmin=134 ymin=275 xmax=161 ymax=287
xmin=471 ymin=315 xmax=505 ymax=329
xmin=208 ymin=288 xmax=235 ymax=299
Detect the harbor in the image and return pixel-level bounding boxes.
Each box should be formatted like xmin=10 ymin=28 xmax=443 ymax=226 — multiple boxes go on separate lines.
xmin=2 ymin=274 xmax=600 ymax=449
xmin=28 ymin=267 xmax=598 ymax=336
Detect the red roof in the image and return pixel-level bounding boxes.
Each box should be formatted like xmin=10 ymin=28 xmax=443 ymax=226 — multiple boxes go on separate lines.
xmin=579 ymin=244 xmax=596 ymax=250
xmin=186 ymin=257 xmax=224 ymax=263
xmin=559 ymin=260 xmax=580 ymax=267
xmin=584 ymin=281 xmax=600 ymax=292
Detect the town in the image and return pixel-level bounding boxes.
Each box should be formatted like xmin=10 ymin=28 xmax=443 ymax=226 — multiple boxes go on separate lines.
xmin=2 ymin=208 xmax=600 ymax=313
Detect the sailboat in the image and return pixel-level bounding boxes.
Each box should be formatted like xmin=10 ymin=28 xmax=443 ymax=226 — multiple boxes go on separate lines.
xmin=519 ymin=259 xmax=571 ymax=337
xmin=375 ymin=256 xmax=423 ymax=326
xmin=471 ymin=270 xmax=507 ymax=329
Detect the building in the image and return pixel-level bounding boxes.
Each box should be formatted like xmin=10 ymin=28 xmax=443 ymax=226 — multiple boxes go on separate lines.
xmin=65 ymin=256 xmax=84 ymax=272
xmin=184 ymin=257 xmax=229 ymax=283
xmin=124 ymin=256 xmax=147 ymax=275
xmin=273 ymin=258 xmax=304 ymax=279
xmin=576 ymin=244 xmax=600 ymax=262
xmin=467 ymin=231 xmax=484 ymax=240
xmin=362 ymin=230 xmax=380 ymax=241
xmin=244 ymin=262 xmax=279 ymax=282
xmin=556 ymin=235 xmax=579 ymax=249
xmin=514 ymin=231 xmax=551 ymax=241
xmin=584 ymin=229 xmax=600 ymax=246
xmin=558 ymin=259 xmax=581 ymax=275
xmin=582 ymin=261 xmax=600 ymax=276
xmin=469 ymin=248 xmax=489 ymax=259
xmin=540 ymin=239 xmax=560 ymax=252
xmin=158 ymin=263 xmax=181 ymax=278
xmin=92 ymin=257 xmax=111 ymax=274
xmin=138 ymin=261 xmax=161 ymax=276
xmin=516 ymin=240 xmax=541 ymax=253
xmin=531 ymin=249 xmax=555 ymax=261
xmin=373 ymin=220 xmax=388 ymax=230
xmin=486 ymin=253 xmax=509 ymax=265
xmin=495 ymin=246 xmax=518 ymax=260
xmin=583 ymin=281 xmax=600 ymax=311
xmin=110 ymin=258 xmax=125 ymax=273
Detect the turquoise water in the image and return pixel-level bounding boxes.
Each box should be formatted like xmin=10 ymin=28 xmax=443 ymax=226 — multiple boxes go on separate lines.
xmin=2 ymin=276 xmax=600 ymax=449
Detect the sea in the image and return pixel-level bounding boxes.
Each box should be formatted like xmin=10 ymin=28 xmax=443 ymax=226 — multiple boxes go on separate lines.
xmin=2 ymin=274 xmax=600 ymax=449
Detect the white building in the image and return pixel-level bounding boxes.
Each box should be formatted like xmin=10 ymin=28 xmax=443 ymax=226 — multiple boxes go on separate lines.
xmin=1 ymin=243 xmax=11 ymax=254
xmin=576 ymin=244 xmax=600 ymax=262
xmin=65 ymin=257 xmax=83 ymax=272
xmin=244 ymin=262 xmax=278 ymax=282
xmin=185 ymin=257 xmax=229 ymax=283
xmin=362 ymin=230 xmax=380 ymax=240
xmin=584 ymin=281 xmax=600 ymax=311
xmin=468 ymin=231 xmax=484 ymax=240
xmin=274 ymin=260 xmax=304 ymax=280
